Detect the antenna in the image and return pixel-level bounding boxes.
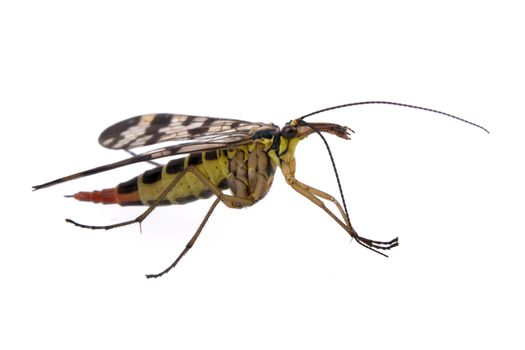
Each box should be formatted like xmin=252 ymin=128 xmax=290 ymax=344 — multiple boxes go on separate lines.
xmin=300 ymin=100 xmax=489 ymax=134
xmin=301 ymin=101 xmax=488 ymax=256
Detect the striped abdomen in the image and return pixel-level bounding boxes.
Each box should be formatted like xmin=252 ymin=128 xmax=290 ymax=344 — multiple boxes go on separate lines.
xmin=73 ymin=144 xmax=278 ymax=207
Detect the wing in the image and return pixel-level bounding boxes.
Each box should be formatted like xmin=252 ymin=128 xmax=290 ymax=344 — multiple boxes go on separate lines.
xmin=99 ymin=113 xmax=265 ymax=150
xmin=33 ymin=113 xmax=269 ymax=190
xmin=33 ymin=136 xmax=253 ymax=190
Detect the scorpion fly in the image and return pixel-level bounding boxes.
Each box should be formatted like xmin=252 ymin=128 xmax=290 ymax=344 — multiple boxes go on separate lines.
xmin=33 ymin=101 xmax=489 ymax=278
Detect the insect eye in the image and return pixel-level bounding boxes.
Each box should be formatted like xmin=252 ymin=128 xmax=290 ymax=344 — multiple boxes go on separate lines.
xmin=281 ymin=126 xmax=297 ymax=138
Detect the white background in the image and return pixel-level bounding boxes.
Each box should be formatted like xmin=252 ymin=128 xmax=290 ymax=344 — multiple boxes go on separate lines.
xmin=1 ymin=1 xmax=524 ymax=349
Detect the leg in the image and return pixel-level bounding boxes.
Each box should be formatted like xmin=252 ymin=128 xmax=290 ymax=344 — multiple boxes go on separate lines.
xmin=289 ymin=178 xmax=351 ymax=226
xmin=183 ymin=167 xmax=254 ymax=209
xmin=67 ymin=166 xmax=254 ymax=230
xmin=146 ymin=197 xmax=221 ymax=279
xmin=281 ymin=166 xmax=398 ymax=255
xmin=289 ymin=179 xmax=396 ymax=247
xmin=66 ymin=168 xmax=191 ymax=230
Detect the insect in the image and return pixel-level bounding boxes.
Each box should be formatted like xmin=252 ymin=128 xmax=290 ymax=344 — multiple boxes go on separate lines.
xmin=33 ymin=101 xmax=489 ymax=278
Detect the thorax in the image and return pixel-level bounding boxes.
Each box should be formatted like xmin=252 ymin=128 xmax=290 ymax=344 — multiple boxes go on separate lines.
xmin=225 ymin=142 xmax=279 ymax=203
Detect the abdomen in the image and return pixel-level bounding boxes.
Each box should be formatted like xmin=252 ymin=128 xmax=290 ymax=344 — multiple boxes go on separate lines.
xmin=73 ymin=150 xmax=229 ymax=206
xmin=120 ymin=150 xmax=230 ymax=205
xmin=73 ymin=145 xmax=278 ymax=207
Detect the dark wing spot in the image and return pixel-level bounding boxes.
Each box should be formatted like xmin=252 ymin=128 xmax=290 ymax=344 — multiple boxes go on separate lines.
xmin=143 ymin=114 xmax=173 ymax=145
xmin=151 ymin=114 xmax=173 ymax=127
xmin=202 ymin=117 xmax=216 ymax=127
xmin=188 ymin=126 xmax=210 ymax=136
xmin=185 ymin=117 xmax=218 ymax=136
xmin=99 ymin=116 xmax=141 ymax=148
xmin=181 ymin=116 xmax=195 ymax=126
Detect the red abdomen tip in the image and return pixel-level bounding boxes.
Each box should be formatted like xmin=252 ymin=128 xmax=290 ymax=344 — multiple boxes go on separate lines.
xmin=73 ymin=188 xmax=118 ymax=204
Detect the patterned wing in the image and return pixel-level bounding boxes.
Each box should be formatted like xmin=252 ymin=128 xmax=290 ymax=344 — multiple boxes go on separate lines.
xmin=99 ymin=113 xmax=265 ymax=150
xmin=32 ymin=113 xmax=274 ymax=190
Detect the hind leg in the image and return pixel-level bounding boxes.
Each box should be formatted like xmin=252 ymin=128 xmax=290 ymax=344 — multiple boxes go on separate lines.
xmin=67 ymin=166 xmax=253 ymax=230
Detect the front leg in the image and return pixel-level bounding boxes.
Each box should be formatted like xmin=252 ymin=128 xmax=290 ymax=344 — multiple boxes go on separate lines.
xmin=280 ymin=161 xmax=398 ymax=254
